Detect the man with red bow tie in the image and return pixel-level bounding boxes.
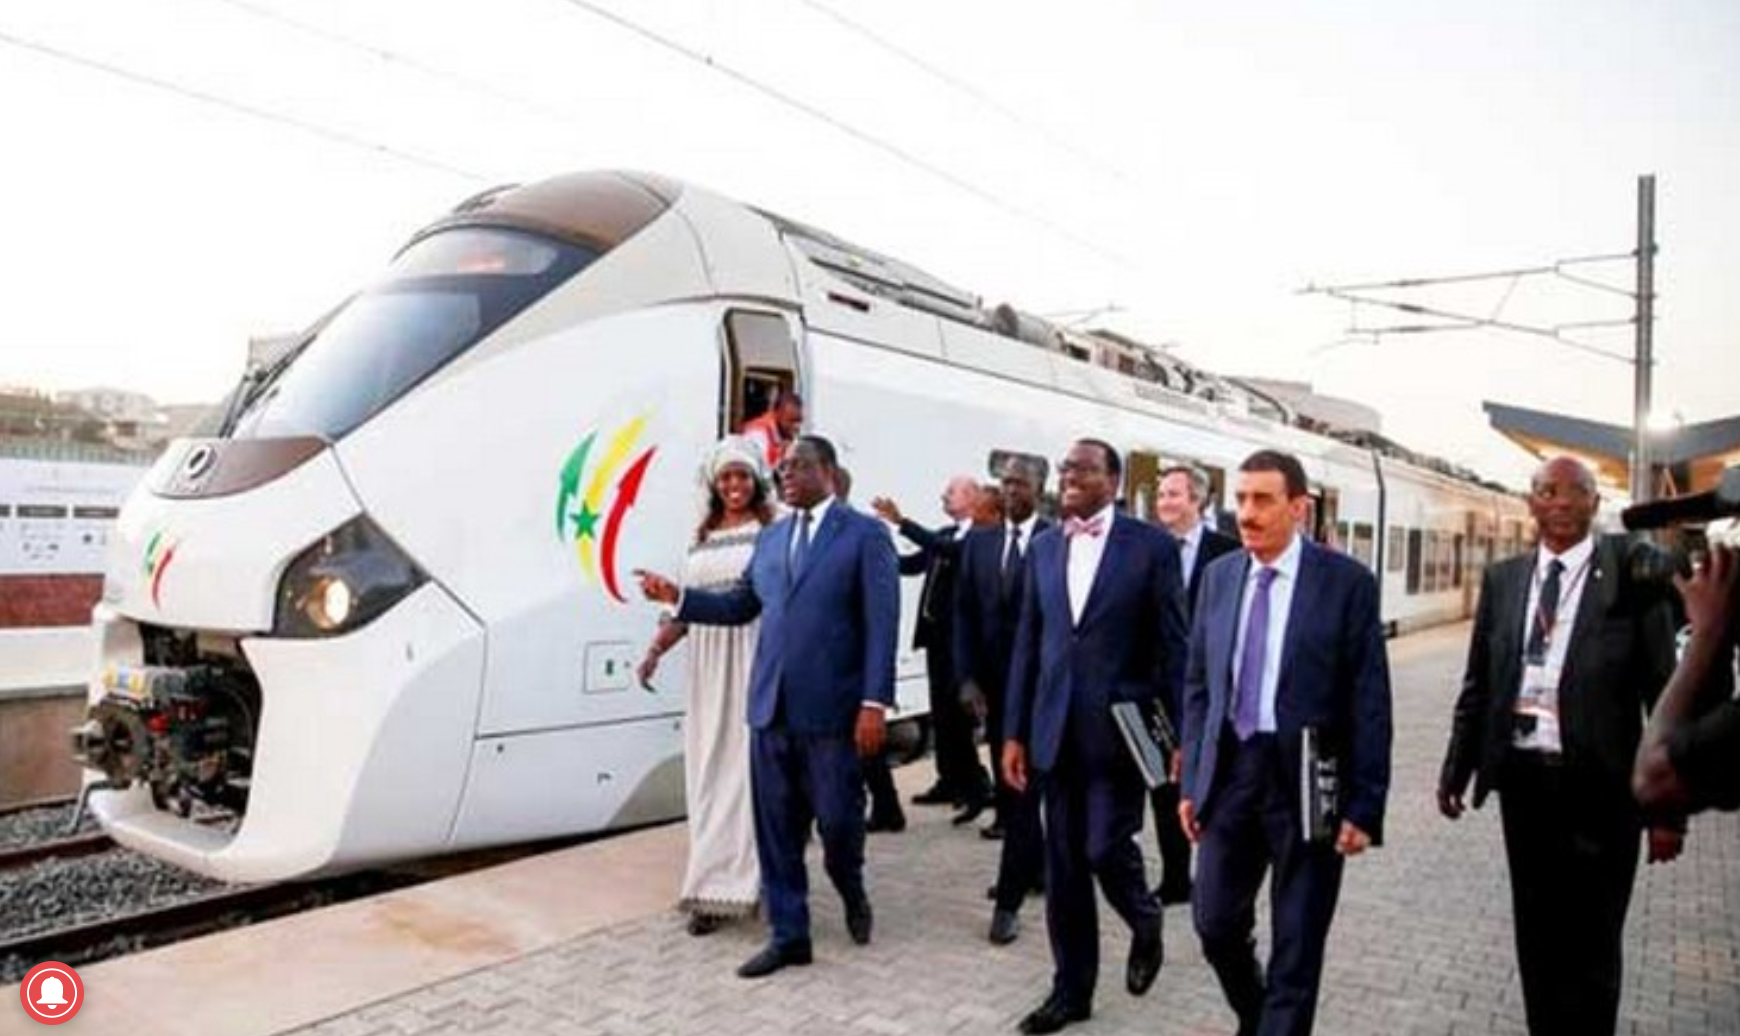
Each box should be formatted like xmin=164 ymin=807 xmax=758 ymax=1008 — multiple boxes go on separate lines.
xmin=1003 ymin=438 xmax=1190 ymax=1034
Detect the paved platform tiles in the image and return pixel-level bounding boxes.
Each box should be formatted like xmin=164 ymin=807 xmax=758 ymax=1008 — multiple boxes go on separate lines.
xmin=8 ymin=622 xmax=1737 ymax=1035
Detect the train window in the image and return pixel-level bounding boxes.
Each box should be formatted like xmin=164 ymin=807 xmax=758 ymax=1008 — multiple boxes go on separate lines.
xmin=232 ymin=228 xmax=597 ymax=441
xmin=1453 ymin=534 xmax=1466 ymax=588
xmin=1406 ymin=528 xmax=1423 ymax=594
xmin=1424 ymin=532 xmax=1439 ymax=593
xmin=1387 ymin=526 xmax=1407 ymax=573
xmin=1350 ymin=523 xmax=1375 ymax=569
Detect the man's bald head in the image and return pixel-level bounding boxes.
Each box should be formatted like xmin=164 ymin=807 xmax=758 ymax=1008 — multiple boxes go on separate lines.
xmin=1529 ymin=455 xmax=1600 ymax=553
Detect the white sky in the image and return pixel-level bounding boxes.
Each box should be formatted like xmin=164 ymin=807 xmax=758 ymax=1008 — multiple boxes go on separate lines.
xmin=2 ymin=0 xmax=1736 ymax=485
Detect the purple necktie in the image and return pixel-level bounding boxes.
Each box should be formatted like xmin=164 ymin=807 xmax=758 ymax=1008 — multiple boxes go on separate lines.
xmin=1233 ymin=566 xmax=1278 ymax=741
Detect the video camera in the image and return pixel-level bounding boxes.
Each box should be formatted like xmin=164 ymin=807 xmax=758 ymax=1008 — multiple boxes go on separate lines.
xmin=1621 ymin=465 xmax=1740 ymax=584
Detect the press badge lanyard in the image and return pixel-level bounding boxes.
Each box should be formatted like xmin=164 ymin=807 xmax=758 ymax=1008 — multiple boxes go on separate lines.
xmin=1526 ymin=554 xmax=1593 ymax=664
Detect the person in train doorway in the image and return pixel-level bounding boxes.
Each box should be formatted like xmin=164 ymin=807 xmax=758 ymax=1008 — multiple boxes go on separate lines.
xmin=953 ymin=456 xmax=1052 ymax=946
xmin=834 ymin=464 xmax=906 ymax=834
xmin=872 ymin=477 xmax=995 ymax=823
xmin=1148 ymin=463 xmax=1239 ymax=907
xmin=1180 ymin=449 xmax=1393 ymax=1036
xmin=1002 ymin=438 xmax=1186 ymax=1034
xmin=738 ymin=387 xmax=804 ymax=470
xmin=1437 ymin=454 xmax=1682 ymax=1036
xmin=636 ymin=435 xmax=899 ymax=979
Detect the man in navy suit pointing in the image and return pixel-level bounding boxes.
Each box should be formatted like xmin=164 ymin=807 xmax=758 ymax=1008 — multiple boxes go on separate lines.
xmin=1180 ymin=450 xmax=1392 ymax=1036
xmin=1003 ymin=438 xmax=1188 ymax=1034
xmin=638 ymin=435 xmax=900 ymax=980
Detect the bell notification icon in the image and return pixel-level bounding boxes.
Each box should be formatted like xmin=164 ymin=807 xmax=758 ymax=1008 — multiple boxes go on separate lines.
xmin=17 ymin=961 xmax=83 ymax=1025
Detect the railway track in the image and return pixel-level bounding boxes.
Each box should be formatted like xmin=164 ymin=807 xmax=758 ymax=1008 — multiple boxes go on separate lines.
xmin=0 ymin=871 xmax=419 ymax=982
xmin=0 ymin=831 xmax=114 ymax=873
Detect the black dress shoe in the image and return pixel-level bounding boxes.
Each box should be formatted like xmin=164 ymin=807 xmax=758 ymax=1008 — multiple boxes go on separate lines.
xmin=979 ymin=821 xmax=1005 ymax=840
xmin=988 ymin=908 xmax=1020 ymax=946
xmin=866 ymin=811 xmax=907 ymax=833
xmin=845 ymin=900 xmax=874 ymax=945
xmin=686 ymin=913 xmax=725 ymax=936
xmin=1155 ymin=880 xmax=1192 ymax=906
xmin=737 ymin=940 xmax=812 ymax=978
xmin=951 ymin=798 xmax=987 ymax=826
xmin=911 ymin=782 xmax=956 ymax=805
xmin=1017 ymin=995 xmax=1091 ymax=1034
xmin=1126 ymin=928 xmax=1164 ymax=996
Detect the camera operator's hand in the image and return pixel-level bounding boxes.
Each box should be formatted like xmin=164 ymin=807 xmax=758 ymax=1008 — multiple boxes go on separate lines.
xmin=1646 ymin=825 xmax=1685 ymax=864
xmin=1675 ymin=544 xmax=1737 ymax=636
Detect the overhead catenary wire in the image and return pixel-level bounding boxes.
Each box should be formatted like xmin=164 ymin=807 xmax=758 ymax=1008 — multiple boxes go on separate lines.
xmin=1303 ymin=249 xmax=1646 ymax=366
xmin=0 ymin=26 xmax=492 ymax=183
xmin=204 ymin=0 xmax=583 ymax=129
xmin=792 ymin=0 xmax=1134 ymax=187
xmin=548 ymin=0 xmax=1134 ymax=269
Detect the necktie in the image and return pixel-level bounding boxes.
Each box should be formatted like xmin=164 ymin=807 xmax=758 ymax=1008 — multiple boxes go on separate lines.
xmin=789 ymin=509 xmax=813 ymax=586
xmin=1001 ymin=525 xmax=1024 ymax=598
xmin=1064 ymin=515 xmax=1105 ymax=539
xmin=1525 ymin=558 xmax=1564 ymax=663
xmin=1233 ymin=566 xmax=1278 ymax=741
xmin=1177 ymin=535 xmax=1191 ymax=589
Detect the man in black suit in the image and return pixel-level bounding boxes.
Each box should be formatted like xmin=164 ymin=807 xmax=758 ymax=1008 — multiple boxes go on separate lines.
xmin=954 ymin=456 xmax=1051 ymax=945
xmin=874 ymin=477 xmax=993 ymax=820
xmin=1149 ymin=464 xmax=1239 ymax=904
xmin=1439 ymin=455 xmax=1682 ymax=1036
xmin=1004 ymin=439 xmax=1187 ymax=1034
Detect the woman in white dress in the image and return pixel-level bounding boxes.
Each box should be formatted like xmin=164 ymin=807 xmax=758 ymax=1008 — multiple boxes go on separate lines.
xmin=637 ymin=436 xmax=773 ymax=935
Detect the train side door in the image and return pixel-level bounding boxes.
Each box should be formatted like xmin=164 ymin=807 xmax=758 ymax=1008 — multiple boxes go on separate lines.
xmin=722 ymin=309 xmax=802 ymax=437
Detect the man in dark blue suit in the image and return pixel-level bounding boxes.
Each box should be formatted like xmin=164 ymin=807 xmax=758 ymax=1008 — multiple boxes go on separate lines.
xmin=1180 ymin=450 xmax=1393 ymax=1036
xmin=1003 ymin=439 xmax=1188 ymax=1034
xmin=954 ymin=456 xmax=1051 ymax=946
xmin=638 ymin=435 xmax=900 ymax=979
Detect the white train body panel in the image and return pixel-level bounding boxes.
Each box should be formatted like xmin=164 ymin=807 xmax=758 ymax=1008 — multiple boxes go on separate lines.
xmin=80 ymin=171 xmax=1526 ymax=881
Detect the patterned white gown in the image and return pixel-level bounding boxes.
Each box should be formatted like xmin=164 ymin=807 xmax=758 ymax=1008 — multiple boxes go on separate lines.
xmin=677 ymin=520 xmax=762 ymax=917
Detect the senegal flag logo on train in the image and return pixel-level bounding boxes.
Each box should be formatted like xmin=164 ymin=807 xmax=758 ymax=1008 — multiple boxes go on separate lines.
xmin=142 ymin=528 xmax=180 ymax=608
xmin=556 ymin=416 xmax=659 ymax=603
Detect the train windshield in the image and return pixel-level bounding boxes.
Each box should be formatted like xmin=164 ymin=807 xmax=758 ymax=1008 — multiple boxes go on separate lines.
xmin=230 ymin=228 xmax=597 ymax=441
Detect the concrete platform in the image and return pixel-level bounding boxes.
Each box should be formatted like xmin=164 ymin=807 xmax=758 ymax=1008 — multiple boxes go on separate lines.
xmin=6 ymin=623 xmax=1737 ymax=1035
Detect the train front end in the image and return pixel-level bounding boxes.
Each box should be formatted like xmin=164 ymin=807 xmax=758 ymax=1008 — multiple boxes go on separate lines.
xmin=71 ymin=172 xmax=722 ymax=882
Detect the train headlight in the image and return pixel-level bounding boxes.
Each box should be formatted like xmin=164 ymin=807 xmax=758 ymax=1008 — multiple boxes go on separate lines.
xmin=309 ymin=576 xmax=354 ymax=631
xmin=274 ymin=515 xmax=425 ymax=638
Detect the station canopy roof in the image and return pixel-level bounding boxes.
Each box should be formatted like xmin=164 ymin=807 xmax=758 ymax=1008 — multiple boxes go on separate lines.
xmin=1484 ymin=400 xmax=1740 ymax=495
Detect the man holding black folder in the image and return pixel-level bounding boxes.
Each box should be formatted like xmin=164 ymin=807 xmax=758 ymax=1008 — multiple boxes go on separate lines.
xmin=1180 ymin=450 xmax=1392 ymax=1036
xmin=1003 ymin=438 xmax=1188 ymax=1034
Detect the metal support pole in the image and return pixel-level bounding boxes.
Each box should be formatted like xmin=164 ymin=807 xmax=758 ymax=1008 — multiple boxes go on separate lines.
xmin=1632 ymin=174 xmax=1656 ymax=503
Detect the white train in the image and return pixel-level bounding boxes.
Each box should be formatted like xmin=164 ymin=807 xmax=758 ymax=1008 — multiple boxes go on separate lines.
xmin=72 ymin=171 xmax=1527 ymax=882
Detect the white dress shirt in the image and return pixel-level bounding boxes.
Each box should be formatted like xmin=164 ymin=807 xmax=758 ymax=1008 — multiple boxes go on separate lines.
xmin=1175 ymin=521 xmax=1204 ymax=592
xmin=790 ymin=495 xmax=836 ymax=562
xmin=1231 ymin=533 xmax=1303 ymax=734
xmin=1005 ymin=514 xmax=1039 ymax=568
xmin=1513 ymin=534 xmax=1596 ymax=752
xmin=1066 ymin=503 xmax=1116 ymax=624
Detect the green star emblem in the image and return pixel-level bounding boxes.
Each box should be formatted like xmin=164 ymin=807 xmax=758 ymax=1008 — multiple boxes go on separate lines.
xmin=573 ymin=503 xmax=601 ymax=540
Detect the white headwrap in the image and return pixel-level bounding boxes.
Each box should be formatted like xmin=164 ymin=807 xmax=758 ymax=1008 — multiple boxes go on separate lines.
xmin=700 ymin=434 xmax=770 ymax=491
